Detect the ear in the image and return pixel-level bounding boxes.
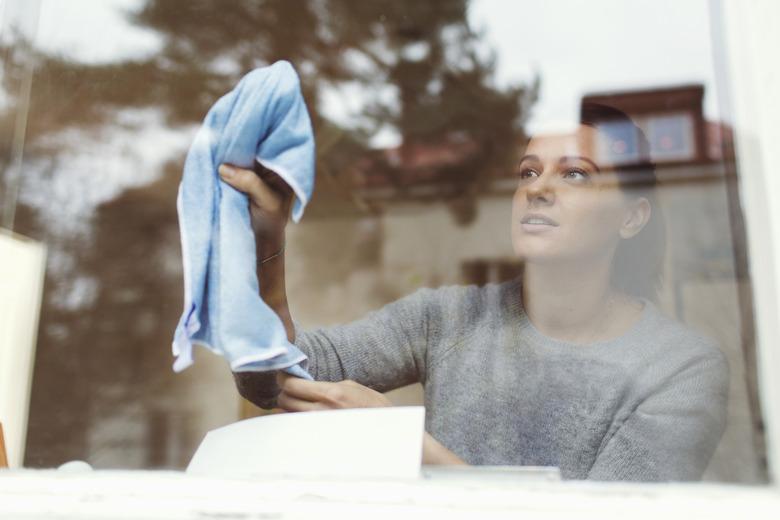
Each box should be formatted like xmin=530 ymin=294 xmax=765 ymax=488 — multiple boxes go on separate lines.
xmin=619 ymin=197 xmax=651 ymax=239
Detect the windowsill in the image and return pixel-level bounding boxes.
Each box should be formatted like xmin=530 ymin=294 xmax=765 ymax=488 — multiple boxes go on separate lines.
xmin=1 ymin=469 xmax=778 ymax=518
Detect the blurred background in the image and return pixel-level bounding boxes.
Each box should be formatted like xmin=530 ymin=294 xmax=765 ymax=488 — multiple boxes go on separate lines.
xmin=0 ymin=0 xmax=766 ymax=483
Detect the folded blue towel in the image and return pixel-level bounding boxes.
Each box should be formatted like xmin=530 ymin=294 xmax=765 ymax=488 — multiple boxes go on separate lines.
xmin=173 ymin=61 xmax=313 ymax=379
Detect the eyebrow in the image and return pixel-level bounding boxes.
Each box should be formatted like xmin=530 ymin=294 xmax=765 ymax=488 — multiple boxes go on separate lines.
xmin=560 ymin=155 xmax=601 ymax=172
xmin=518 ymin=154 xmax=601 ymax=173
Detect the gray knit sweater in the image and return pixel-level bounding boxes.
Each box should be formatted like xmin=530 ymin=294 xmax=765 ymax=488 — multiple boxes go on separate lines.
xmin=237 ymin=279 xmax=729 ymax=481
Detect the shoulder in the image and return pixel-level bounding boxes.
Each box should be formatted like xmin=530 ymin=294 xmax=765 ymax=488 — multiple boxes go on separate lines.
xmin=398 ymin=280 xmax=519 ymax=353
xmin=644 ymin=303 xmax=726 ymax=359
xmin=633 ymin=302 xmax=730 ymax=393
xmin=405 ymin=279 xmax=515 ymax=321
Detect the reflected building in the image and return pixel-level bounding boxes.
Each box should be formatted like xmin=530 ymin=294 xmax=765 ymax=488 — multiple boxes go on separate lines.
xmin=280 ymin=84 xmax=762 ymax=483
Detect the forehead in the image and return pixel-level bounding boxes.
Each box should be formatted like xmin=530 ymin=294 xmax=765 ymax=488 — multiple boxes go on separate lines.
xmin=524 ymin=125 xmax=599 ymax=161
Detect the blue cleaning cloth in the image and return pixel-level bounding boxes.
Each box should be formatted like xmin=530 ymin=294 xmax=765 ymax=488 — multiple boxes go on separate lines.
xmin=172 ymin=61 xmax=313 ymax=379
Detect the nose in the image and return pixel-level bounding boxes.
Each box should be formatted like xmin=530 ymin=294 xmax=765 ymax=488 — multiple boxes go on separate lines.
xmin=525 ymin=170 xmax=556 ymax=206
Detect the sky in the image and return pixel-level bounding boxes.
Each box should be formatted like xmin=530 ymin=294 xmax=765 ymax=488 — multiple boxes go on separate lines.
xmin=469 ymin=0 xmax=720 ymax=133
xmin=19 ymin=0 xmax=723 ymax=135
xmin=28 ymin=0 xmax=159 ymax=61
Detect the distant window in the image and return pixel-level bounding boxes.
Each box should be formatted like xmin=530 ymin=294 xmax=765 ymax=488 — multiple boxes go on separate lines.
xmin=645 ymin=112 xmax=696 ymax=162
xmin=595 ymin=119 xmax=642 ymax=165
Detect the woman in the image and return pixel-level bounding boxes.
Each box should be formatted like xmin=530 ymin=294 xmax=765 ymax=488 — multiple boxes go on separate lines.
xmin=220 ymin=104 xmax=729 ymax=481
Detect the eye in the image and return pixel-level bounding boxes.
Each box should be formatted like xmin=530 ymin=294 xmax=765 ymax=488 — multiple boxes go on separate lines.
xmin=563 ymin=167 xmax=590 ymax=183
xmin=517 ymin=168 xmax=539 ymax=181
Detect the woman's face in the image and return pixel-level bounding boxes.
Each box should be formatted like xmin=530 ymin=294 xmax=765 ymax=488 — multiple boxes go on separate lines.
xmin=511 ymin=125 xmax=643 ymax=265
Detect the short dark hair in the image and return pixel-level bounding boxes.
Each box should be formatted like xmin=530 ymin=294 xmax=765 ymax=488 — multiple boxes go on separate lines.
xmin=579 ymin=102 xmax=666 ymax=301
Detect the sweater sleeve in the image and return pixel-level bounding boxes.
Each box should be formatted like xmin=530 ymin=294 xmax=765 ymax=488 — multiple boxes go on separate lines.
xmin=587 ymin=350 xmax=729 ymax=482
xmin=295 ymin=287 xmax=436 ymax=391
xmin=234 ymin=287 xmax=437 ymax=408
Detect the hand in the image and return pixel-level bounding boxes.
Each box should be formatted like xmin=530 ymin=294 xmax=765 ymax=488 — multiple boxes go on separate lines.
xmin=276 ymin=373 xmax=392 ymax=412
xmin=276 ymin=373 xmax=465 ymax=465
xmin=218 ymin=163 xmax=292 ymax=254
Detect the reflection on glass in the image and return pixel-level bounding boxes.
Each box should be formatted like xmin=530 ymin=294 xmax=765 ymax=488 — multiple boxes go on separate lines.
xmin=235 ymin=103 xmax=726 ymax=481
xmin=0 ymin=0 xmax=765 ymax=484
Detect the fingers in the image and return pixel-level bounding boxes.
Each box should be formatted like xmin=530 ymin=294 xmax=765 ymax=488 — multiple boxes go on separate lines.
xmin=218 ymin=164 xmax=284 ymax=213
xmin=275 ymin=372 xmax=338 ymax=412
xmin=277 ymin=392 xmax=329 ymax=412
xmin=278 ymin=373 xmax=342 ymax=404
xmin=275 ymin=372 xmax=391 ymax=410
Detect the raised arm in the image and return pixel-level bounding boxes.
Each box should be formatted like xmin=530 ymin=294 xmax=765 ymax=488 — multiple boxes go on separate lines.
xmin=220 ymin=162 xmax=431 ymax=403
xmin=219 ymin=162 xmax=294 ymax=337
xmin=219 ymin=162 xmax=295 ymax=406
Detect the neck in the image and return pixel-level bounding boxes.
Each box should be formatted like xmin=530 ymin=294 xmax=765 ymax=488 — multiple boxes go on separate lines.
xmin=521 ymin=255 xmax=617 ymax=342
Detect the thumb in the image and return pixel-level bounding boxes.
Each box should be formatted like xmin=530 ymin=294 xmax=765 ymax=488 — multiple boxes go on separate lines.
xmin=218 ymin=164 xmax=253 ymax=192
xmin=219 ymin=164 xmax=281 ymax=211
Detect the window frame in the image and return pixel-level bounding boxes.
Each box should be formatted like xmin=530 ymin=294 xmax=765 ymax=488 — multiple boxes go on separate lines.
xmin=713 ymin=0 xmax=780 ymax=487
xmin=2 ymin=0 xmax=780 ymax=516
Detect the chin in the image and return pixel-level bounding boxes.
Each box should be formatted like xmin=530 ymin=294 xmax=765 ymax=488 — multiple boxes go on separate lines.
xmin=514 ymin=240 xmax=591 ymax=265
xmin=512 ymin=245 xmax=561 ymax=264
xmin=518 ymin=252 xmax=562 ymax=265
xmin=512 ymin=234 xmax=562 ymax=262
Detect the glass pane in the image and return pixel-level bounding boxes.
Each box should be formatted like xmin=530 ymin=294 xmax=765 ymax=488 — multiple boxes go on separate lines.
xmin=1 ymin=0 xmax=767 ymax=483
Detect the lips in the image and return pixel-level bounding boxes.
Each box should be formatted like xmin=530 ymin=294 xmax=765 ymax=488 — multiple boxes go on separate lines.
xmin=520 ymin=213 xmax=559 ymax=227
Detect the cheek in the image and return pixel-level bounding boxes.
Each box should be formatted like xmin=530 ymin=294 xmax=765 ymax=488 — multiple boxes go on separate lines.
xmin=568 ymin=194 xmax=626 ymax=241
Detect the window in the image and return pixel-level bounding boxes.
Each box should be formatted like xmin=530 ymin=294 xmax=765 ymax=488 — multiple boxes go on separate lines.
xmin=2 ymin=0 xmax=780 ymax=514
